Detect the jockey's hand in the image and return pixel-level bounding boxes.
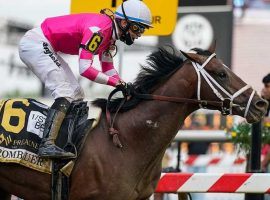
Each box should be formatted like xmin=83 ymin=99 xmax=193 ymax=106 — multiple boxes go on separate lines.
xmin=116 ymin=80 xmax=127 ymax=90
xmin=116 ymin=80 xmax=132 ymax=98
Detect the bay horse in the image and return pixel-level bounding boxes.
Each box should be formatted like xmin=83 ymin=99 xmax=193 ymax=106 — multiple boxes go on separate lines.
xmin=0 ymin=46 xmax=267 ymax=200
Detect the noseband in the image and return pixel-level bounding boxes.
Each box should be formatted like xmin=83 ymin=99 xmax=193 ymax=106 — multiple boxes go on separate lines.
xmin=191 ymin=53 xmax=255 ymax=117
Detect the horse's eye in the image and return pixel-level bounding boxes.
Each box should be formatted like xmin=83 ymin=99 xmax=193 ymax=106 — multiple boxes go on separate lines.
xmin=219 ymin=72 xmax=227 ymax=79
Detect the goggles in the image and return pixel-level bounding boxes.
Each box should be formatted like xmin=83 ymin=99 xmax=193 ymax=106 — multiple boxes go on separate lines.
xmin=129 ymin=22 xmax=146 ymax=34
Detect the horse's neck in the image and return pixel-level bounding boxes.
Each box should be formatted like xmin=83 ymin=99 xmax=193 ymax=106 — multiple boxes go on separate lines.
xmin=121 ymin=83 xmax=196 ymax=160
xmin=123 ymin=100 xmax=188 ymax=153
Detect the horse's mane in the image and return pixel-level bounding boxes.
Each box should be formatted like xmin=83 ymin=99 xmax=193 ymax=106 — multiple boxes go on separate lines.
xmin=132 ymin=46 xmax=185 ymax=93
xmin=92 ymin=46 xmax=211 ymax=112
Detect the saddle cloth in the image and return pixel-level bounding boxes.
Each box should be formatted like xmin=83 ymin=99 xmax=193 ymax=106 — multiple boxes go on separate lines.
xmin=0 ymin=98 xmax=101 ymax=174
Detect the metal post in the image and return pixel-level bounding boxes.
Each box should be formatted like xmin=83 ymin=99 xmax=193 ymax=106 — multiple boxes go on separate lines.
xmin=118 ymin=43 xmax=125 ymax=77
xmin=176 ymin=142 xmax=181 ymax=172
xmin=245 ymin=121 xmax=264 ymax=200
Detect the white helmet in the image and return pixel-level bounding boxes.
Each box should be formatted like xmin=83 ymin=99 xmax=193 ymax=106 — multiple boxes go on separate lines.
xmin=115 ymin=0 xmax=153 ymax=27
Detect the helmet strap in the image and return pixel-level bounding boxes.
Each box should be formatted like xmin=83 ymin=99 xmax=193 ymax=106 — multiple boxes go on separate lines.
xmin=120 ymin=3 xmax=131 ymax=31
xmin=117 ymin=2 xmax=135 ymax=45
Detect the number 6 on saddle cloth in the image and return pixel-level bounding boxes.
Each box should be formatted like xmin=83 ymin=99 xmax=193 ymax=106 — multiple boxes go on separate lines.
xmin=0 ymin=98 xmax=92 ymax=172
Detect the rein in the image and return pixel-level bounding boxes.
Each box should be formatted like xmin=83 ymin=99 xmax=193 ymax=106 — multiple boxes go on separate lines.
xmin=105 ymin=88 xmax=232 ymax=148
xmin=132 ymin=92 xmax=224 ymax=107
xmin=106 ymin=88 xmax=127 ymax=148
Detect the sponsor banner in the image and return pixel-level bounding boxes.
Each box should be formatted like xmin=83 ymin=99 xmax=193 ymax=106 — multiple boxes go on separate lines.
xmin=0 ymin=146 xmax=51 ymax=173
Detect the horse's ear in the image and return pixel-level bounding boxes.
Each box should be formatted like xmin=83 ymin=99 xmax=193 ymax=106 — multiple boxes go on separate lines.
xmin=208 ymin=40 xmax=216 ymax=53
xmin=180 ymin=50 xmax=196 ymax=62
xmin=180 ymin=50 xmax=202 ymax=63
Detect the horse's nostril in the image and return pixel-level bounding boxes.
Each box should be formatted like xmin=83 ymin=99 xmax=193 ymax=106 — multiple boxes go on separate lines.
xmin=255 ymin=99 xmax=268 ymax=110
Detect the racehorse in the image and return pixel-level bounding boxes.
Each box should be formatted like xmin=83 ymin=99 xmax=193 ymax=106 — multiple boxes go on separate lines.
xmin=0 ymin=46 xmax=267 ymax=200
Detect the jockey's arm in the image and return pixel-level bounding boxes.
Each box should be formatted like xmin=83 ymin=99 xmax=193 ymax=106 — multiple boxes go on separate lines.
xmin=79 ymin=29 xmax=120 ymax=87
xmin=79 ymin=49 xmax=119 ymax=87
xmin=99 ymin=51 xmax=120 ymax=80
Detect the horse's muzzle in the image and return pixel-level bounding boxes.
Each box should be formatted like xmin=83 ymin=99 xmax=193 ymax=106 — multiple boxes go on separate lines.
xmin=245 ymin=97 xmax=268 ymax=123
xmin=254 ymin=98 xmax=268 ymax=116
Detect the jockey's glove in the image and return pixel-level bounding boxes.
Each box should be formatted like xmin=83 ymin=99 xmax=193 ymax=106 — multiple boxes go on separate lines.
xmin=116 ymin=81 xmax=133 ymax=97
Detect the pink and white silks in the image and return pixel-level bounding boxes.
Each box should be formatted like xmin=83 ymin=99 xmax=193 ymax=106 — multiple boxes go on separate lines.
xmin=19 ymin=13 xmax=120 ymax=100
xmin=41 ymin=13 xmax=120 ymax=87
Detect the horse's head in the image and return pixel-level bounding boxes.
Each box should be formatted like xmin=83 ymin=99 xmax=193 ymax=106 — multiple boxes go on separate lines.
xmin=180 ymin=47 xmax=268 ymax=123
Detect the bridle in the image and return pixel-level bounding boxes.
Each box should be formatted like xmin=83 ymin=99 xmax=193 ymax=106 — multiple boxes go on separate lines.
xmin=106 ymin=53 xmax=255 ymax=148
xmin=191 ymin=53 xmax=255 ymax=117
xmin=131 ymin=53 xmax=255 ymax=117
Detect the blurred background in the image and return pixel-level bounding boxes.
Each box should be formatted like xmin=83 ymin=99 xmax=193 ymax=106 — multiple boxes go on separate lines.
xmin=1 ymin=0 xmax=270 ymax=200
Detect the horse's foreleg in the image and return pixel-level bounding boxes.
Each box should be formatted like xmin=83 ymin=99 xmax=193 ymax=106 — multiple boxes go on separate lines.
xmin=0 ymin=188 xmax=11 ymax=200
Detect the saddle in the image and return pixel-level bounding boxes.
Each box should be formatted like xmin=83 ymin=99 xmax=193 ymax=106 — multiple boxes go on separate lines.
xmin=56 ymin=100 xmax=93 ymax=157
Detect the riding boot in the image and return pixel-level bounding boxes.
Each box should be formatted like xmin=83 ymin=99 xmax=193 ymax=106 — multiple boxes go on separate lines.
xmin=38 ymin=98 xmax=75 ymax=159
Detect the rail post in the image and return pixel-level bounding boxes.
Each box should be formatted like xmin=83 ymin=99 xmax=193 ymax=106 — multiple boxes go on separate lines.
xmin=245 ymin=121 xmax=264 ymax=200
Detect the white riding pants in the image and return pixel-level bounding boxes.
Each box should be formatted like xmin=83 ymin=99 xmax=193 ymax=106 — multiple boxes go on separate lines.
xmin=18 ymin=27 xmax=84 ymax=101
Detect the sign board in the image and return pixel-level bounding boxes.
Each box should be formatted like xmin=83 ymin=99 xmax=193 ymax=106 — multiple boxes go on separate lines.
xmin=172 ymin=14 xmax=214 ymax=52
xmin=70 ymin=0 xmax=178 ymax=35
xmin=159 ymin=6 xmax=233 ymax=66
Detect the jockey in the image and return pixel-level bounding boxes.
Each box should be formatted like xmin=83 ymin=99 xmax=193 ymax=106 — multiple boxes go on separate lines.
xmin=18 ymin=0 xmax=153 ymax=159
